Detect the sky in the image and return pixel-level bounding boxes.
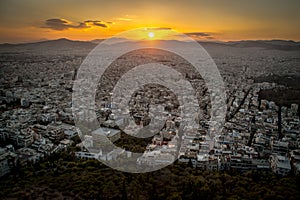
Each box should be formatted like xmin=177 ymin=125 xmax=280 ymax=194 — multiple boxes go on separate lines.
xmin=0 ymin=0 xmax=299 ymax=43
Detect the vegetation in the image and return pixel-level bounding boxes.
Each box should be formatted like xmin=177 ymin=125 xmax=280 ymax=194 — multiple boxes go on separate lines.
xmin=114 ymin=132 xmax=153 ymax=153
xmin=1 ymin=152 xmax=300 ymax=199
xmin=255 ymin=75 xmax=300 ymax=114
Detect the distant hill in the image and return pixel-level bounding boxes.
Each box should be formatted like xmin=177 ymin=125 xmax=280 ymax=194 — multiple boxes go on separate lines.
xmin=0 ymin=38 xmax=299 ymax=54
xmin=225 ymin=40 xmax=300 ymax=51
xmin=0 ymin=38 xmax=97 ymax=54
xmin=90 ymin=39 xmax=104 ymax=44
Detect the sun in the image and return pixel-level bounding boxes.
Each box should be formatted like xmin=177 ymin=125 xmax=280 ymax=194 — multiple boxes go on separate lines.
xmin=148 ymin=32 xmax=155 ymax=38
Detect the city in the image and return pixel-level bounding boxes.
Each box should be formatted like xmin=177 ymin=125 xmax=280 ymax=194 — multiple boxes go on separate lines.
xmin=1 ymin=40 xmax=299 ymax=178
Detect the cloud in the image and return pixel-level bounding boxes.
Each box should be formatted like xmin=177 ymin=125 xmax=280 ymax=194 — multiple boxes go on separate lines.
xmin=43 ymin=19 xmax=76 ymax=30
xmin=84 ymin=20 xmax=108 ymax=28
xmin=184 ymin=32 xmax=210 ymax=37
xmin=42 ymin=18 xmax=109 ymax=30
xmin=147 ymin=27 xmax=172 ymax=31
xmin=184 ymin=32 xmax=215 ymax=40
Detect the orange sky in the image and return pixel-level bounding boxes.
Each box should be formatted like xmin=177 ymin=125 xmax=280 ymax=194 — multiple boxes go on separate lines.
xmin=0 ymin=0 xmax=299 ymax=43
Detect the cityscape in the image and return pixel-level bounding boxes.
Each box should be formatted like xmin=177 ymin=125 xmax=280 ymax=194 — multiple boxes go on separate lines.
xmin=0 ymin=38 xmax=299 ymax=198
xmin=0 ymin=0 xmax=300 ymax=199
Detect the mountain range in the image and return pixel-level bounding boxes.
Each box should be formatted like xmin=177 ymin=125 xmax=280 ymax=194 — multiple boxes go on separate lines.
xmin=1 ymin=38 xmax=300 ymax=54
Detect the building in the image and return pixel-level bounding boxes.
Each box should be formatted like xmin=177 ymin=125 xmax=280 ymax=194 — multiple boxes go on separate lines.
xmin=0 ymin=148 xmax=18 ymax=177
xmin=290 ymin=150 xmax=300 ymax=175
xmin=47 ymin=124 xmax=64 ymax=143
xmin=91 ymin=127 xmax=121 ymax=148
xmin=270 ymin=155 xmax=291 ymax=176
xmin=271 ymin=141 xmax=289 ymax=155
xmin=16 ymin=148 xmax=41 ymax=166
xmin=59 ymin=139 xmax=73 ymax=149
xmin=196 ymin=153 xmax=218 ymax=170
xmin=0 ymin=129 xmax=9 ymax=141
xmin=137 ymin=150 xmax=175 ymax=166
xmin=10 ymin=128 xmax=34 ymax=147
xmin=230 ymin=154 xmax=256 ymax=171
xmin=64 ymin=129 xmax=77 ymax=139
xmin=75 ymin=151 xmax=99 ymax=159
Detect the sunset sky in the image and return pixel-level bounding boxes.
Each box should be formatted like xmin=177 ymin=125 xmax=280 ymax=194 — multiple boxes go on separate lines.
xmin=0 ymin=0 xmax=299 ymax=43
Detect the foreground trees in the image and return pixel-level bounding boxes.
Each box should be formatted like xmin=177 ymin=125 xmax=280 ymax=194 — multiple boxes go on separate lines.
xmin=1 ymin=154 xmax=300 ymax=199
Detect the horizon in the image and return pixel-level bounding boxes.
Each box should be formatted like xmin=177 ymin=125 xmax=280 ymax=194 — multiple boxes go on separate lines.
xmin=1 ymin=37 xmax=300 ymax=45
xmin=0 ymin=0 xmax=300 ymax=43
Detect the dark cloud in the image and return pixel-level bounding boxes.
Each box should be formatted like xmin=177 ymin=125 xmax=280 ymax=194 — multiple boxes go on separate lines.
xmin=184 ymin=32 xmax=210 ymax=37
xmin=77 ymin=22 xmax=90 ymax=29
xmin=147 ymin=27 xmax=172 ymax=31
xmin=184 ymin=32 xmax=215 ymax=40
xmin=43 ymin=19 xmax=75 ymax=30
xmin=42 ymin=18 xmax=108 ymax=30
xmin=84 ymin=20 xmax=108 ymax=28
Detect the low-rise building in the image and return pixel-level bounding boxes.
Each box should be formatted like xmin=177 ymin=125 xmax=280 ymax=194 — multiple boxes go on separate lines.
xmin=91 ymin=127 xmax=121 ymax=148
xmin=270 ymin=155 xmax=291 ymax=176
xmin=0 ymin=148 xmax=18 ymax=177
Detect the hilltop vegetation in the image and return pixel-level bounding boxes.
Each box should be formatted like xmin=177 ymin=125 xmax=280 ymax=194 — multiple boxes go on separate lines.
xmin=1 ymin=152 xmax=300 ymax=200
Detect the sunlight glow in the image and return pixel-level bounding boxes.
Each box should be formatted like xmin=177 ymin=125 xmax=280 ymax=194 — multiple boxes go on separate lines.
xmin=148 ymin=32 xmax=155 ymax=38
